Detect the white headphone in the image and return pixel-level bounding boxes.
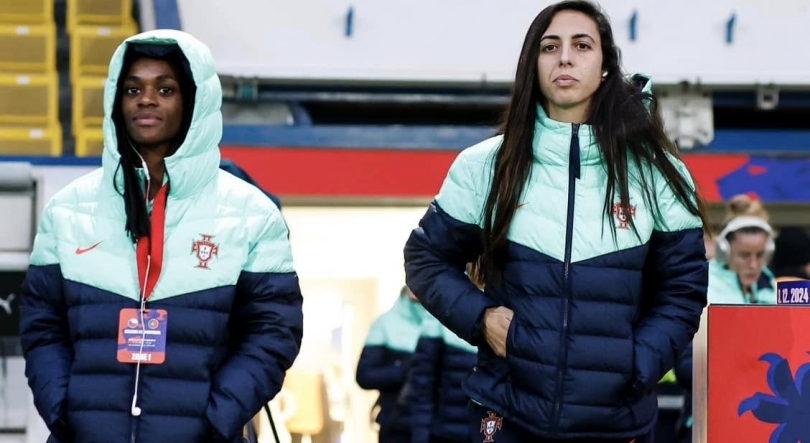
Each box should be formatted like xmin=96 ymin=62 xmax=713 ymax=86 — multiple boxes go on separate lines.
xmin=715 ymin=216 xmax=775 ymax=263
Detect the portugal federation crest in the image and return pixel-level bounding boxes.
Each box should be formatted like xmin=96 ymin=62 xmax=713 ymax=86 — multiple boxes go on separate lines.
xmin=480 ymin=411 xmax=503 ymax=442
xmin=612 ymin=203 xmax=637 ymax=230
xmin=191 ymin=234 xmax=219 ymax=269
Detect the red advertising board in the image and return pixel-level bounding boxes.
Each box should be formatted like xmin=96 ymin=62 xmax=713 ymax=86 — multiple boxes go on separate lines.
xmin=218 ymin=147 xmax=810 ymax=203
xmin=707 ymin=305 xmax=810 ymax=442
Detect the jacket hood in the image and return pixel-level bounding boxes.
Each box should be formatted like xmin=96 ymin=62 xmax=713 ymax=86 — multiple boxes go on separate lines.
xmin=101 ymin=29 xmax=223 ymax=199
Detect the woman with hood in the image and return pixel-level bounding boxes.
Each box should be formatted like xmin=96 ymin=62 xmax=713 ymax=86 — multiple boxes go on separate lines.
xmin=404 ymin=1 xmax=709 ymax=442
xmin=19 ymin=30 xmax=304 ymax=443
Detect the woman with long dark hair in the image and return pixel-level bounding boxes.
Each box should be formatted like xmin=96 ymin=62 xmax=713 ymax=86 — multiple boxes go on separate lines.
xmin=404 ymin=1 xmax=709 ymax=442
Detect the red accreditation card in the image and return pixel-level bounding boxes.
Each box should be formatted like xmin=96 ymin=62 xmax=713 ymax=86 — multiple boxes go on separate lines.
xmin=117 ymin=308 xmax=168 ymax=364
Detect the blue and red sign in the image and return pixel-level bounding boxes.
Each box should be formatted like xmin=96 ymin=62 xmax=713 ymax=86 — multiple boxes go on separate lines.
xmin=218 ymin=148 xmax=810 ymax=203
xmin=708 ymin=305 xmax=810 ymax=442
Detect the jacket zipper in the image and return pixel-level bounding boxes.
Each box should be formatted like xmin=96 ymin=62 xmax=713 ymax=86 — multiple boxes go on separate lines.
xmin=129 ymin=253 xmax=150 ymax=443
xmin=551 ymin=123 xmax=581 ymax=433
xmin=130 ymin=419 xmax=139 ymax=443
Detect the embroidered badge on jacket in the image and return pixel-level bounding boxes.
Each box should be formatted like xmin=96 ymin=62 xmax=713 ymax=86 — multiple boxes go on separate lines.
xmin=480 ymin=411 xmax=503 ymax=442
xmin=612 ymin=203 xmax=637 ymax=230
xmin=191 ymin=234 xmax=219 ymax=269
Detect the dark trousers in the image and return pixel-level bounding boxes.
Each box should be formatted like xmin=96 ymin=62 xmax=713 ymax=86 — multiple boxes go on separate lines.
xmin=468 ymin=401 xmax=654 ymax=443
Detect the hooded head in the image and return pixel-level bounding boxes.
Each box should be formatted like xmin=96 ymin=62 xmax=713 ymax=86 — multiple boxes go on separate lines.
xmin=101 ymin=30 xmax=223 ymax=242
xmin=113 ymin=43 xmax=196 ymax=160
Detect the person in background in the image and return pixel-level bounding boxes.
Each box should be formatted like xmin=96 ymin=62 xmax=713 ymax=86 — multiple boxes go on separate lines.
xmin=771 ymin=227 xmax=810 ymax=280
xmin=708 ymin=195 xmax=777 ymax=304
xmin=406 ymin=265 xmax=481 ymax=443
xmin=673 ymin=194 xmax=777 ymax=441
xmin=356 ymin=286 xmax=427 ymax=443
xmin=407 ymin=314 xmax=478 ymax=443
xmin=404 ymin=1 xmax=709 ymax=441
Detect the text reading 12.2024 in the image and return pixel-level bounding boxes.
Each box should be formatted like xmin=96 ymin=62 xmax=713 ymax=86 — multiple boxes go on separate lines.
xmin=778 ymin=287 xmax=810 ymax=304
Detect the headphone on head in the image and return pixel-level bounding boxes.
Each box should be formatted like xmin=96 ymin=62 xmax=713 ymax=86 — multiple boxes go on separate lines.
xmin=714 ymin=216 xmax=775 ymax=263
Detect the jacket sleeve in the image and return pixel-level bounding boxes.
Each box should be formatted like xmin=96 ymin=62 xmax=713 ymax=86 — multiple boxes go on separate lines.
xmin=404 ymin=149 xmax=497 ymax=345
xmin=633 ymin=157 xmax=708 ymax=396
xmin=19 ymin=203 xmax=73 ymax=442
xmin=355 ymin=318 xmax=407 ymax=391
xmin=409 ymin=319 xmax=444 ymax=443
xmin=206 ymin=206 xmax=304 ymax=440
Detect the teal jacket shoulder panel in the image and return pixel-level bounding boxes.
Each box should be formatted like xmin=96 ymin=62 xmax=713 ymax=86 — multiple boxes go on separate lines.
xmin=651 ymin=153 xmax=703 ymax=233
xmin=32 ymin=168 xmax=141 ymax=299
xmin=418 ymin=313 xmax=476 ymax=353
xmin=418 ymin=312 xmax=444 ymax=339
xmin=364 ymin=295 xmax=426 ymax=353
xmin=30 ymin=168 xmax=106 ymax=268
xmin=434 ymin=135 xmax=499 ymax=227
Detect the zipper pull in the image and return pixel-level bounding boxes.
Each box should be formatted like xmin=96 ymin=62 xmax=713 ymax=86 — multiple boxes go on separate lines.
xmin=570 ymin=124 xmax=581 ymax=179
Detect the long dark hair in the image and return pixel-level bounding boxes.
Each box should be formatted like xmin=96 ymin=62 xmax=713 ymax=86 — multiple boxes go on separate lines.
xmin=475 ymin=0 xmax=709 ymax=281
xmin=111 ymin=43 xmax=196 ymax=243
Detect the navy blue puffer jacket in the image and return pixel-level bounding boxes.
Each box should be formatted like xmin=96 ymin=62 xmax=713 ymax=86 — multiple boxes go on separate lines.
xmin=404 ymin=82 xmax=708 ymax=441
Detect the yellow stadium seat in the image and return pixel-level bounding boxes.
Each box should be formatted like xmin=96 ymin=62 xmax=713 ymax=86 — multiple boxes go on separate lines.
xmin=0 ymin=126 xmax=62 ymax=156
xmin=0 ymin=24 xmax=56 ymax=73
xmin=0 ymin=0 xmax=52 ymax=24
xmin=68 ymin=0 xmax=134 ymax=34
xmin=75 ymin=127 xmax=105 ymax=157
xmin=73 ymin=76 xmax=107 ymax=135
xmin=70 ymin=25 xmax=138 ymax=82
xmin=0 ymin=73 xmax=58 ymax=127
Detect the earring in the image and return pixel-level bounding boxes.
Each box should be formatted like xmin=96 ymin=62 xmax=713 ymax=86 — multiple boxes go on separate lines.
xmin=602 ymin=71 xmax=608 ymax=78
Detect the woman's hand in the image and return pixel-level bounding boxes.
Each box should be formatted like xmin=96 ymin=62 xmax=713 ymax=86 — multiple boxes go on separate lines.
xmin=483 ymin=306 xmax=514 ymax=358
